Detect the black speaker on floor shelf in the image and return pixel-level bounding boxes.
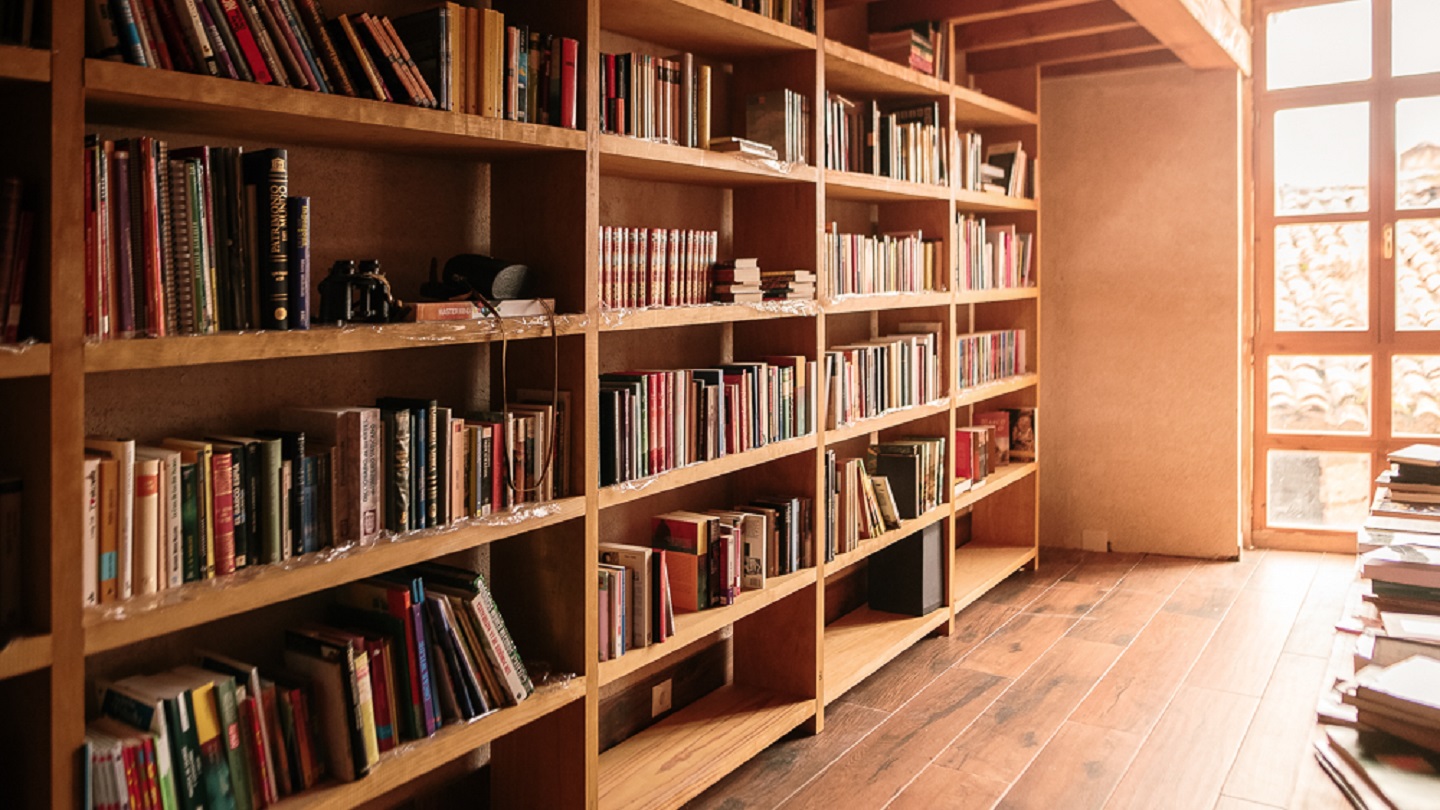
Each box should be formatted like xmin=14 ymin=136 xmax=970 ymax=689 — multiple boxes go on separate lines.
xmin=868 ymin=522 xmax=944 ymax=616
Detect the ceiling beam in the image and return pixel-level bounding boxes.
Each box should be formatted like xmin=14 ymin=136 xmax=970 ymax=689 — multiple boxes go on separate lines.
xmin=967 ymin=26 xmax=1162 ymax=73
xmin=868 ymin=0 xmax=1093 ymax=32
xmin=1041 ymin=48 xmax=1182 ymax=77
xmin=1110 ymin=0 xmax=1250 ymax=73
xmin=955 ymin=2 xmax=1139 ymax=52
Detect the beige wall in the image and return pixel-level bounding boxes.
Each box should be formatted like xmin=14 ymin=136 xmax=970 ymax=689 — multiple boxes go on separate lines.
xmin=1038 ymin=64 xmax=1243 ymax=558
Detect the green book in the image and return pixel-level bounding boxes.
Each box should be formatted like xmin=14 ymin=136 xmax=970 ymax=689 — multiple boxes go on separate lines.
xmin=177 ymin=667 xmax=252 ymax=810
xmin=179 ymin=462 xmax=201 ymax=583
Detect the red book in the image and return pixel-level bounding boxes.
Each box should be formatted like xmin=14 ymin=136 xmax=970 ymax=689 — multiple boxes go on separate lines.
xmin=259 ymin=683 xmax=293 ymax=797
xmin=366 ymin=640 xmax=396 ymax=752
xmin=491 ymin=422 xmax=504 ymax=513
xmin=239 ymin=696 xmax=272 ymax=809
xmin=140 ymin=736 xmax=161 ymax=810
xmin=148 ymin=0 xmax=197 ymax=73
xmin=137 ymin=138 xmax=165 ymax=337
xmin=119 ymin=741 xmax=142 ymax=810
xmin=289 ymin=687 xmax=320 ymax=788
xmin=559 ymin=36 xmax=578 ymax=129
xmin=211 ymin=450 xmax=236 ymax=576
xmin=219 ymin=0 xmax=274 ymax=84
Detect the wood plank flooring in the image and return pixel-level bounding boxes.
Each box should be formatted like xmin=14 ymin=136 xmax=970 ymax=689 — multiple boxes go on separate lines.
xmin=688 ymin=549 xmax=1357 ymax=810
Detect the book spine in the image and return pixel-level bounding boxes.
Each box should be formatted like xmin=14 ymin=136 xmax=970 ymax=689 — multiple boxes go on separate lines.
xmin=218 ymin=0 xmax=273 ymax=83
xmin=197 ymin=0 xmax=245 ymax=80
xmin=410 ymin=601 xmax=439 ymax=735
xmin=275 ymin=0 xmax=331 ymax=93
xmin=132 ymin=457 xmax=160 ymax=595
xmin=251 ymin=150 xmax=289 ymax=331
xmin=285 ymin=196 xmax=310 ymax=330
xmin=263 ymin=0 xmax=317 ymax=88
xmin=211 ymin=450 xmax=235 ymax=575
xmin=559 ymin=37 xmax=577 ymax=129
xmin=471 ymin=574 xmax=534 ymax=700
xmin=175 ymin=0 xmax=220 ymax=75
xmin=294 ymin=0 xmax=357 ymax=97
xmin=238 ymin=0 xmax=289 ymax=87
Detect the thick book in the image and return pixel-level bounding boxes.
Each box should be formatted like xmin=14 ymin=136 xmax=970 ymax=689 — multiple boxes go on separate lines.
xmin=241 ymin=149 xmax=289 ymax=331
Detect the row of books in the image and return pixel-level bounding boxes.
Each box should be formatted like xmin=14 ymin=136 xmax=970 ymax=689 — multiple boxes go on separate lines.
xmin=957 ymin=329 xmax=1027 ymax=390
xmin=825 ymin=437 xmax=946 ymax=559
xmin=81 ymin=392 xmax=569 ymax=606
xmin=956 ymin=409 xmax=1037 ymax=488
xmin=747 ymin=88 xmax=811 ymax=165
xmin=599 ymin=359 xmax=818 ymax=486
xmin=85 ymin=138 xmax=304 ymax=339
xmin=959 ymin=134 xmax=1031 ymax=198
xmin=85 ymin=563 xmax=535 ymax=809
xmin=731 ymin=0 xmax=814 ymax=32
xmin=824 ymin=325 xmax=943 ymax=429
xmin=824 ymin=97 xmax=948 ymax=186
xmin=1315 ymin=444 xmax=1440 ymax=805
xmin=956 ymin=217 xmax=1035 ymax=292
xmin=599 ymin=495 xmax=813 ymax=660
xmin=0 ymin=177 xmax=35 ymax=344
xmin=599 ymin=51 xmax=712 ymax=149
xmin=712 ymin=259 xmax=816 ymax=304
xmin=825 ymin=228 xmax=944 ymax=297
xmin=88 ymin=1 xmax=580 ymax=125
xmin=597 ymin=226 xmax=718 ymax=310
xmin=867 ymin=22 xmax=949 ymax=80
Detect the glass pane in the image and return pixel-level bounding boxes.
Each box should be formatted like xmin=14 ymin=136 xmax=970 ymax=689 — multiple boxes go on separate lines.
xmin=1266 ymin=449 xmax=1371 ymax=530
xmin=1396 ymin=219 xmax=1440 ymax=330
xmin=1397 ymin=96 xmax=1440 ymax=210
xmin=1266 ymin=1 xmax=1371 ymax=90
xmin=1393 ymin=0 xmax=1440 ymax=78
xmin=1274 ymin=222 xmax=1369 ymax=330
xmin=1393 ymin=355 xmax=1440 ymax=436
xmin=1276 ymin=104 xmax=1369 ymax=215
xmin=1268 ymin=355 xmax=1372 ymax=434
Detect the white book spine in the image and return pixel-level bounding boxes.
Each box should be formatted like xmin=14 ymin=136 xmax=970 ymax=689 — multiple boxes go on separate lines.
xmin=133 ymin=457 xmax=160 ymax=595
xmin=360 ymin=407 xmax=381 ymax=542
xmin=83 ymin=459 xmax=101 ymax=607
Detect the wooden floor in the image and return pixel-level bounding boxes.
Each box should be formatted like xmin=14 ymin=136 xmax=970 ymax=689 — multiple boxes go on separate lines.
xmin=688 ymin=548 xmax=1358 ymax=810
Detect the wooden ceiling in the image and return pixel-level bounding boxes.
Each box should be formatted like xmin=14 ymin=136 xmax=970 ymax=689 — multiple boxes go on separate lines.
xmin=850 ymin=0 xmax=1251 ymax=78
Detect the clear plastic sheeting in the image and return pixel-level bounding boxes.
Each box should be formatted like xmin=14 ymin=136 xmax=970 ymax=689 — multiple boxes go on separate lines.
xmin=85 ymin=499 xmax=572 ymax=623
xmin=832 ymin=397 xmax=951 ymax=431
xmin=603 ymin=431 xmax=815 ymax=494
xmin=0 ymin=338 xmax=41 ymax=354
xmin=83 ymin=314 xmax=583 ymax=347
xmin=728 ymin=152 xmax=803 ymax=176
xmin=599 ymin=299 xmax=818 ymax=329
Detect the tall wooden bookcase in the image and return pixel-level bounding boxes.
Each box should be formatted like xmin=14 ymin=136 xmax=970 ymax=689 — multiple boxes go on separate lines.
xmin=0 ymin=0 xmax=1040 ymax=806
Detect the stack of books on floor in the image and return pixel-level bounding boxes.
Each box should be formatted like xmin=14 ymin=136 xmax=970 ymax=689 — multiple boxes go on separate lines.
xmin=825 ymin=324 xmax=942 ymax=428
xmin=824 ymin=227 xmax=943 ymax=296
xmin=85 ymin=563 xmax=534 ymax=806
xmin=1314 ymin=443 xmax=1440 ymax=806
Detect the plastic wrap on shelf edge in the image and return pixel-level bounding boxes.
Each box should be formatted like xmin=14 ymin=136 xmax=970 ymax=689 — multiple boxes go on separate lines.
xmin=603 ymin=431 xmax=816 ymax=493
xmin=599 ymin=299 xmax=817 ymax=328
xmin=82 ymin=314 xmax=585 ymax=347
xmin=833 ymin=397 xmax=952 ymax=431
xmin=84 ymin=500 xmax=571 ymax=623
xmin=0 ymin=337 xmax=42 ymax=353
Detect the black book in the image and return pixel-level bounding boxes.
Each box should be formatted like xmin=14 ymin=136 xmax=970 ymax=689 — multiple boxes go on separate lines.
xmin=875 ymin=452 xmax=922 ymax=520
xmin=241 ymin=149 xmax=290 ymax=330
xmin=377 ymin=398 xmax=438 ymax=529
xmin=392 ymin=8 xmax=450 ymax=112
xmin=599 ymin=388 xmax=620 ymax=486
xmin=213 ymin=147 xmax=252 ymax=330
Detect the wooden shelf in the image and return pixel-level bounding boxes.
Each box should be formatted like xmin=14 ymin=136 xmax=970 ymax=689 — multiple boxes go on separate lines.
xmin=83 ymin=315 xmax=588 ymax=373
xmin=955 ymin=373 xmax=1038 ymax=407
xmin=601 ymin=0 xmax=815 ymax=57
xmin=822 ymin=40 xmax=947 ymax=99
xmin=0 ymin=634 xmax=52 ymax=680
xmin=826 ymin=502 xmax=950 ymax=578
xmin=0 ymin=45 xmax=49 ymax=83
xmin=597 ymin=683 xmax=815 ymax=810
xmin=954 ymin=462 xmax=1037 ymax=513
xmin=823 ymin=291 xmax=952 ymax=314
xmin=598 ymin=433 xmax=816 ymax=510
xmin=273 ymin=680 xmax=585 ymax=810
xmin=954 ymin=188 xmax=1038 ymax=213
xmin=823 ymin=605 xmax=948 ymax=704
xmin=84 ymin=60 xmax=586 ymax=157
xmin=825 ymin=399 xmax=951 ymax=445
xmin=83 ymin=498 xmax=586 ymax=655
xmin=953 ymin=86 xmax=1039 ymax=128
xmin=825 ymin=169 xmax=951 ymax=202
xmin=598 ymin=567 xmax=816 ymax=686
xmin=952 ymin=544 xmax=1038 ymax=613
xmin=957 ymin=286 xmax=1039 ymax=305
xmin=0 ymin=342 xmax=50 ymax=379
xmin=600 ymin=301 xmax=818 ymax=331
xmin=600 ymin=134 xmax=816 ymax=186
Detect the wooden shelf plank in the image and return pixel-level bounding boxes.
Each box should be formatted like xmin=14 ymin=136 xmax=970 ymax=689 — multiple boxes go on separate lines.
xmin=953 ymin=462 xmax=1037 ymax=513
xmin=273 ymin=680 xmax=585 ymax=810
xmin=823 ymin=291 xmax=953 ymax=314
xmin=83 ymin=498 xmax=585 ymax=655
xmin=955 ymin=373 xmax=1038 ymax=408
xmin=599 ymin=567 xmax=817 ymax=686
xmin=954 ymin=188 xmax=1038 ymax=213
xmin=824 ymin=400 xmax=951 ymax=445
xmin=598 ymin=683 xmax=815 ymax=810
xmin=826 ymin=502 xmax=950 ymax=578
xmin=0 ymin=45 xmax=50 ymax=83
xmin=957 ymin=286 xmax=1039 ymax=305
xmin=823 ymin=605 xmax=948 ymax=704
xmin=824 ymin=169 xmax=951 ymax=202
xmin=601 ymin=0 xmax=816 ymax=57
xmin=952 ymin=544 xmax=1037 ymax=613
xmin=823 ymin=40 xmax=947 ymax=99
xmin=83 ymin=316 xmax=588 ymax=373
xmin=600 ymin=301 xmax=819 ymax=331
xmin=953 ymin=86 xmax=1039 ymax=128
xmin=600 ymin=134 xmax=816 ymax=186
xmin=0 ymin=634 xmax=52 ymax=680
xmin=599 ymin=433 xmax=816 ymax=510
xmin=0 ymin=342 xmax=50 ymax=379
xmin=84 ymin=60 xmax=586 ymax=157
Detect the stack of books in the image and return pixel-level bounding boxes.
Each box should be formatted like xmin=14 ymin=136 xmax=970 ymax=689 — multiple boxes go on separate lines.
xmin=87 ymin=4 xmax=580 ymax=125
xmin=824 ymin=97 xmax=948 ymax=186
xmin=85 ymin=563 xmax=534 ymax=805
xmin=956 ymin=215 xmax=1035 ymax=292
xmin=82 ymin=392 xmax=570 ymax=607
xmin=598 ymin=495 xmax=813 ymax=660
xmin=825 ymin=324 xmax=942 ymax=428
xmin=708 ymin=137 xmax=778 ymax=160
xmin=713 ymin=259 xmax=762 ymax=303
xmin=746 ymin=89 xmax=810 ymax=165
xmin=866 ymin=23 xmax=947 ymax=78
xmin=599 ymin=51 xmax=712 ymax=148
xmin=599 ymin=359 xmax=818 ymax=486
xmin=597 ymin=226 xmax=719 ymax=310
xmin=825 ymin=227 xmax=943 ymax=296
xmin=956 ymin=329 xmax=1027 ymax=390
xmin=0 ymin=177 xmax=34 ymax=344
xmin=760 ymin=269 xmax=816 ymax=301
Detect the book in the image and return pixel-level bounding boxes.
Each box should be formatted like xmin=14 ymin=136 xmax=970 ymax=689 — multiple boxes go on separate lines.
xmin=86 ymin=437 xmax=137 ymax=599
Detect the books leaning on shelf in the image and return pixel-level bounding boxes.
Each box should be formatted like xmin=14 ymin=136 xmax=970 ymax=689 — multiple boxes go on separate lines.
xmin=824 ymin=96 xmax=948 ymax=186
xmin=825 ymin=226 xmax=943 ymax=297
xmin=85 ymin=1 xmax=581 ymax=125
xmin=985 ymin=141 xmax=1030 ymax=198
xmin=746 ymin=89 xmax=810 ymax=165
xmin=599 ymin=51 xmax=712 ymax=148
xmin=712 ymin=259 xmax=816 ymax=303
xmin=599 ymin=494 xmax=814 ymax=661
xmin=726 ymin=0 xmax=815 ymax=32
xmin=956 ymin=329 xmax=1027 ymax=390
xmin=598 ymin=226 xmax=718 ymax=310
xmin=866 ymin=22 xmax=948 ymax=78
xmin=0 ymin=177 xmax=36 ymax=344
xmin=598 ymin=359 xmax=818 ymax=486
xmin=81 ymin=392 xmax=571 ymax=607
xmin=85 ymin=563 xmax=534 ymax=805
xmin=826 ymin=452 xmax=901 ymax=559
xmin=824 ymin=324 xmax=942 ymax=429
xmin=956 ymin=216 xmax=1034 ymax=292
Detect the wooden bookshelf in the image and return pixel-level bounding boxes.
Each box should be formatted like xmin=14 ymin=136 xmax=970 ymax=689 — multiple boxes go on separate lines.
xmin=954 ymin=188 xmax=1040 ymax=213
xmin=823 ymin=290 xmax=953 ymax=314
xmin=600 ymin=0 xmax=817 ymax=57
xmin=957 ymin=286 xmax=1040 ymax=305
xmin=600 ymin=134 xmax=818 ymax=186
xmin=826 ymin=501 xmax=951 ymax=577
xmin=0 ymin=44 xmax=49 ymax=83
xmin=0 ymin=342 xmax=50 ymax=379
xmin=598 ymin=434 xmax=816 ymax=509
xmin=823 ymin=39 xmax=948 ymax=99
xmin=823 ymin=605 xmax=949 ymax=704
xmin=599 ymin=301 xmax=819 ymax=331
xmin=955 ymin=373 xmax=1040 ymax=407
xmin=824 ymin=168 xmax=952 ymax=202
xmin=954 ymin=462 xmax=1038 ymax=512
xmin=952 ymin=544 xmax=1039 ymax=612
xmin=824 ymin=399 xmax=952 ymax=445
xmin=0 ymin=634 xmax=53 ymax=680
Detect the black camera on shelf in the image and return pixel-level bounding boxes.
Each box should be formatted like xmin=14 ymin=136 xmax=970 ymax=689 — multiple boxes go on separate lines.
xmin=317 ymin=259 xmax=398 ymax=324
